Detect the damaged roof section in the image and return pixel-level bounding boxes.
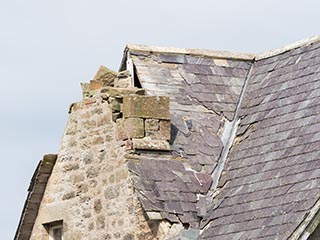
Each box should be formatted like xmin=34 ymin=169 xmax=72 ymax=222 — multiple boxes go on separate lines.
xmin=129 ymin=47 xmax=253 ymax=120
xmin=15 ymin=154 xmax=57 ymax=240
xmin=126 ymin=46 xmax=254 ymax=174
xmin=128 ymin=157 xmax=212 ymax=228
xmin=122 ymin=45 xmax=257 ymax=236
xmin=201 ymin=39 xmax=320 ymax=239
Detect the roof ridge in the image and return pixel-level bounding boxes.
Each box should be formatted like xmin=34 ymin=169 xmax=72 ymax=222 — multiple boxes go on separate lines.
xmin=125 ymin=43 xmax=255 ymax=61
xmin=256 ymin=35 xmax=320 ymax=60
xmin=125 ymin=35 xmax=320 ymax=64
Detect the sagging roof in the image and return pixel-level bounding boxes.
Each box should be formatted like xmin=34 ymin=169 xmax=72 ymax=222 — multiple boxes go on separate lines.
xmin=14 ymin=154 xmax=57 ymax=240
xmin=125 ymin=36 xmax=320 ymax=239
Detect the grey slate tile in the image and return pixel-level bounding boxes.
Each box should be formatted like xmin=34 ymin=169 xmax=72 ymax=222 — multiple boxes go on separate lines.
xmin=158 ymin=53 xmax=186 ymax=64
xmin=127 ymin=45 xmax=320 ymax=239
xmin=183 ymin=64 xmax=213 ymax=75
xmin=185 ymin=55 xmax=213 ymax=65
xmin=200 ymin=45 xmax=320 ymax=239
xmin=165 ymin=201 xmax=184 ymax=214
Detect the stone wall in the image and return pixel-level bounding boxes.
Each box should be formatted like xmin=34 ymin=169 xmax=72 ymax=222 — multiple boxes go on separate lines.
xmin=29 ymin=67 xmax=171 ymax=240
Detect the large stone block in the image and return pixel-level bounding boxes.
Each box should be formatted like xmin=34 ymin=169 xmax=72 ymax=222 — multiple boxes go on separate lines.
xmin=145 ymin=120 xmax=171 ymax=140
xmin=89 ymin=80 xmax=103 ymax=90
xmin=108 ymin=97 xmax=122 ymax=112
xmin=126 ymin=118 xmax=145 ymax=139
xmin=145 ymin=119 xmax=159 ymax=131
xmin=116 ymin=118 xmax=145 ymax=140
xmin=114 ymin=76 xmax=132 ymax=88
xmin=160 ymin=120 xmax=171 ymax=140
xmin=81 ymin=82 xmax=99 ymax=99
xmin=100 ymin=87 xmax=145 ymax=98
xmin=116 ymin=119 xmax=128 ymax=140
xmin=93 ymin=65 xmax=117 ymax=86
xmin=132 ymin=138 xmax=170 ymax=151
xmin=123 ymin=96 xmax=170 ymax=120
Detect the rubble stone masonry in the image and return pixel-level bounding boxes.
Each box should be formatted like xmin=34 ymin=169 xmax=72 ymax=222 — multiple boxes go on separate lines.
xmin=29 ymin=67 xmax=171 ymax=240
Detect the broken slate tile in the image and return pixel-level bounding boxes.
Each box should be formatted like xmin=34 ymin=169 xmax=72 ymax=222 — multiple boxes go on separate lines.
xmin=160 ymin=212 xmax=180 ymax=223
xmin=165 ymin=201 xmax=184 ymax=214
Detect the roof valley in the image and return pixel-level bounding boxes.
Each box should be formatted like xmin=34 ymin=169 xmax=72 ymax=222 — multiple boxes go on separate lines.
xmin=201 ymin=60 xmax=255 ymax=230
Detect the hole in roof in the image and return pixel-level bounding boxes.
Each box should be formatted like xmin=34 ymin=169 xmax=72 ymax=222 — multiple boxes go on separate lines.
xmin=133 ymin=65 xmax=142 ymax=88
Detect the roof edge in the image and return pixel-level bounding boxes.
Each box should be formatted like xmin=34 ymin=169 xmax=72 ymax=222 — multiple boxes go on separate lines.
xmin=125 ymin=44 xmax=255 ymax=61
xmin=14 ymin=154 xmax=57 ymax=240
xmin=124 ymin=35 xmax=320 ymax=64
xmin=256 ymin=35 xmax=320 ymax=60
xmin=288 ymin=198 xmax=320 ymax=240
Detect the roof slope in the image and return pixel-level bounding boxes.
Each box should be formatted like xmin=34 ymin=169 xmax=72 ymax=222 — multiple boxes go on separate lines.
xmin=125 ymin=38 xmax=320 ymax=239
xmin=127 ymin=47 xmax=253 ymax=173
xmin=128 ymin=156 xmax=212 ymax=228
xmin=125 ymin=45 xmax=256 ymax=228
xmin=201 ymin=39 xmax=320 ymax=239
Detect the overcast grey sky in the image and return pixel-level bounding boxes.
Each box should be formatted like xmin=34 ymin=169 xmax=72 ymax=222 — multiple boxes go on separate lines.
xmin=1 ymin=0 xmax=319 ymax=239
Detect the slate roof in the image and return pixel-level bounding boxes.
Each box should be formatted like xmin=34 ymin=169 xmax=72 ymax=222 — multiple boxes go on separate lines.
xmin=15 ymin=37 xmax=320 ymax=240
xmin=125 ymin=45 xmax=254 ymax=173
xmin=128 ymin=156 xmax=212 ymax=228
xmin=200 ymin=39 xmax=320 ymax=240
xmin=124 ymin=45 xmax=256 ymax=228
xmin=124 ymin=37 xmax=320 ymax=239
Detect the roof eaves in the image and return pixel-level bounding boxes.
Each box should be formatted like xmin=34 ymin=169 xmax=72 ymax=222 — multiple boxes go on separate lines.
xmin=125 ymin=43 xmax=256 ymax=61
xmin=14 ymin=154 xmax=57 ymax=240
xmin=288 ymin=198 xmax=320 ymax=240
xmin=256 ymin=35 xmax=320 ymax=60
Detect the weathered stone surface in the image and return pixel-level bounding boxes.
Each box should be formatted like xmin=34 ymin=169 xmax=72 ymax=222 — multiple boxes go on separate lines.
xmin=100 ymin=87 xmax=145 ymax=98
xmin=132 ymin=138 xmax=170 ymax=151
xmin=93 ymin=65 xmax=117 ymax=86
xmin=63 ymin=163 xmax=79 ymax=172
xmin=145 ymin=130 xmax=168 ymax=141
xmin=90 ymin=80 xmax=103 ymax=90
xmin=118 ymin=70 xmax=131 ymax=78
xmin=93 ymin=199 xmax=102 ymax=213
xmin=104 ymin=186 xmax=120 ymax=200
xmin=27 ymin=97 xmax=158 ymax=240
xmin=125 ymin=118 xmax=145 ymax=139
xmin=123 ymin=95 xmax=170 ymax=120
xmin=114 ymin=76 xmax=132 ymax=88
xmin=116 ymin=118 xmax=145 ymax=140
xmin=146 ymin=211 xmax=163 ymax=220
xmin=116 ymin=119 xmax=128 ymax=140
xmin=108 ymin=97 xmax=122 ymax=112
xmin=81 ymin=82 xmax=99 ymax=99
xmin=62 ymin=191 xmax=76 ymax=200
xmin=159 ymin=120 xmax=171 ymax=140
xmin=145 ymin=119 xmax=159 ymax=131
xmin=145 ymin=119 xmax=171 ymax=140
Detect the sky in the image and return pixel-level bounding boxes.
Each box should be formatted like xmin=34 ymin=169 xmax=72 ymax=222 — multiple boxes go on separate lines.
xmin=0 ymin=0 xmax=319 ymax=239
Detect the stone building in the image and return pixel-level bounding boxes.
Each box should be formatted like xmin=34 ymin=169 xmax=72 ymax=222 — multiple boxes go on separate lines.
xmin=15 ymin=36 xmax=320 ymax=240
